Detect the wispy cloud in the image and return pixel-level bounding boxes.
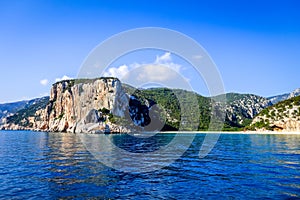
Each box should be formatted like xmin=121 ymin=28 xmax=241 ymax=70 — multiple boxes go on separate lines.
xmin=155 ymin=52 xmax=171 ymax=63
xmin=193 ymin=54 xmax=203 ymax=60
xmin=40 ymin=79 xmax=49 ymax=86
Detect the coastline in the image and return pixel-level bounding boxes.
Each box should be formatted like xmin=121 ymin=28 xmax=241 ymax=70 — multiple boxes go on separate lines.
xmin=1 ymin=128 xmax=300 ymax=135
xmin=160 ymin=131 xmax=300 ymax=135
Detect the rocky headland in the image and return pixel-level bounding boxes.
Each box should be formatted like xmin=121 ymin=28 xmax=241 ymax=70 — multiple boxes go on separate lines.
xmin=1 ymin=77 xmax=299 ymax=133
xmin=2 ymin=78 xmax=132 ymax=133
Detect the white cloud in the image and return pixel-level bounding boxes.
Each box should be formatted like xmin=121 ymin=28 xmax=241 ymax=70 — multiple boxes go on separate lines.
xmin=55 ymin=75 xmax=72 ymax=83
xmin=154 ymin=52 xmax=181 ymax=72
xmin=103 ymin=52 xmax=182 ymax=82
xmin=40 ymin=79 xmax=49 ymax=86
xmin=140 ymin=52 xmax=181 ymax=82
xmin=155 ymin=52 xmax=171 ymax=63
xmin=103 ymin=64 xmax=130 ymax=79
xmin=136 ymin=64 xmax=179 ymax=82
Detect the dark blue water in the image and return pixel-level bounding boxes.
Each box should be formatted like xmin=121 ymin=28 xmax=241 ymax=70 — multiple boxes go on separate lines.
xmin=0 ymin=131 xmax=299 ymax=199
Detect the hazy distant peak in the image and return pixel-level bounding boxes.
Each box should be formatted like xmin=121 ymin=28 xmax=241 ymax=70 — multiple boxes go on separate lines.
xmin=268 ymin=88 xmax=300 ymax=104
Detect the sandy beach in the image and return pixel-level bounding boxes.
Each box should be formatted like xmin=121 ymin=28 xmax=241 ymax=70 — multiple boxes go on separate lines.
xmin=160 ymin=131 xmax=300 ymax=135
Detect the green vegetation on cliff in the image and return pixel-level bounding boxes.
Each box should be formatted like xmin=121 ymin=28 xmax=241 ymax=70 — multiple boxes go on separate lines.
xmin=216 ymin=93 xmax=272 ymax=130
xmin=4 ymin=78 xmax=273 ymax=132
xmin=121 ymin=86 xmax=213 ymax=131
xmin=247 ymin=95 xmax=300 ymax=131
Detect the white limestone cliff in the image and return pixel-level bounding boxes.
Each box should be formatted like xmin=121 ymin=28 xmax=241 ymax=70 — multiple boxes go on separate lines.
xmin=33 ymin=78 xmax=130 ymax=133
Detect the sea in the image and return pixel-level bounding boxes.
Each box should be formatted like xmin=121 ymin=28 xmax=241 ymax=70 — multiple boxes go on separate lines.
xmin=0 ymin=130 xmax=299 ymax=199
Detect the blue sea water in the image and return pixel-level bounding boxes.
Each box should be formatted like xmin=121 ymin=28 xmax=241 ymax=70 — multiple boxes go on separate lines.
xmin=0 ymin=130 xmax=299 ymax=199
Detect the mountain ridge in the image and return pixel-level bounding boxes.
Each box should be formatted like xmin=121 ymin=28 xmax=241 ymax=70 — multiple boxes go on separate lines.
xmin=268 ymin=88 xmax=300 ymax=104
xmin=0 ymin=97 xmax=49 ymax=125
xmin=0 ymin=78 xmax=298 ymax=132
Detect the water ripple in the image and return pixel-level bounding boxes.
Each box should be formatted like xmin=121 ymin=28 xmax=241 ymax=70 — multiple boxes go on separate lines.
xmin=0 ymin=131 xmax=299 ymax=199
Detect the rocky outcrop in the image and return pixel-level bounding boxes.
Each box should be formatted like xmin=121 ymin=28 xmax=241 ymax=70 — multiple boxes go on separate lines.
xmin=31 ymin=78 xmax=131 ymax=133
xmin=216 ymin=93 xmax=272 ymax=127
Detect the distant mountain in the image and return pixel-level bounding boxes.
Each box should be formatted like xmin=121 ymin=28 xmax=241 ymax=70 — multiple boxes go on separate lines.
xmin=288 ymin=88 xmax=300 ymax=99
xmin=268 ymin=88 xmax=300 ymax=104
xmin=5 ymin=96 xmax=49 ymax=128
xmin=249 ymin=95 xmax=300 ymax=131
xmin=0 ymin=100 xmax=29 ymax=119
xmin=0 ymin=97 xmax=49 ymax=125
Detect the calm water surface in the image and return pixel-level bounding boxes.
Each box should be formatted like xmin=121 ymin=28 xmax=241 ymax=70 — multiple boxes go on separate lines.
xmin=0 ymin=130 xmax=299 ymax=199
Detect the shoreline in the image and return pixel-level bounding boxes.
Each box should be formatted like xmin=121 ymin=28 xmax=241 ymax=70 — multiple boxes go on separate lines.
xmin=1 ymin=128 xmax=300 ymax=135
xmin=160 ymin=131 xmax=300 ymax=135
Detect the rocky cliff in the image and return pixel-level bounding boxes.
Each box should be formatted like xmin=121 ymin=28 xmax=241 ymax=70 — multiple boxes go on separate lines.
xmin=2 ymin=78 xmax=287 ymax=133
xmin=1 ymin=78 xmax=132 ymax=133
xmin=250 ymin=95 xmax=300 ymax=131
xmin=35 ymin=78 xmax=131 ymax=133
xmin=215 ymin=93 xmax=272 ymax=130
xmin=2 ymin=78 xmax=203 ymax=133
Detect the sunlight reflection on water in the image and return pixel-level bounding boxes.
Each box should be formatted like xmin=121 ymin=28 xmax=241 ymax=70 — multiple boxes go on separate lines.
xmin=0 ymin=131 xmax=299 ymax=199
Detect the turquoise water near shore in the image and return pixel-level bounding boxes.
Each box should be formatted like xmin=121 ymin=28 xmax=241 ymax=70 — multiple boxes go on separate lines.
xmin=0 ymin=130 xmax=299 ymax=199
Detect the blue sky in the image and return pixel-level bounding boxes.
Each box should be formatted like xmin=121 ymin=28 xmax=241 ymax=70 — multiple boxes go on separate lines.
xmin=0 ymin=0 xmax=299 ymax=103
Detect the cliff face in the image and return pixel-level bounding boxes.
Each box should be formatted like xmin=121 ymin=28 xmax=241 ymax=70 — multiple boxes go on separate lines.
xmin=215 ymin=93 xmax=272 ymax=129
xmin=226 ymin=94 xmax=271 ymax=122
xmin=4 ymin=78 xmax=296 ymax=133
xmin=33 ymin=78 xmax=129 ymax=133
xmin=250 ymin=96 xmax=300 ymax=131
